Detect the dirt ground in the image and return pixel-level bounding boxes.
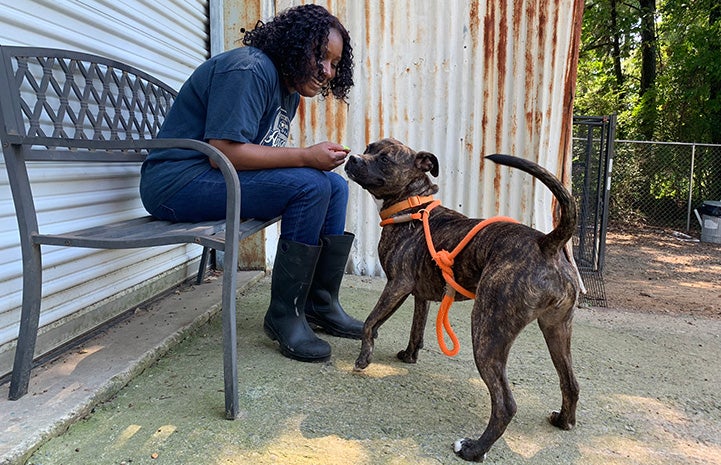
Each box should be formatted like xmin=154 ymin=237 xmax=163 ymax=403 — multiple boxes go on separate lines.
xmin=602 ymin=226 xmax=721 ymax=319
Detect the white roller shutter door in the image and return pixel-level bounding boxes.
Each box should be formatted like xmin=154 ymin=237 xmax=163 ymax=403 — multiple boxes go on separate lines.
xmin=0 ymin=0 xmax=209 ymax=377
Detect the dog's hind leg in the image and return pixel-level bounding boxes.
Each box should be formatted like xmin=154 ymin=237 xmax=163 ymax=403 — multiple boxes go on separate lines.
xmin=397 ymin=297 xmax=430 ymax=363
xmin=454 ymin=301 xmax=524 ymax=462
xmin=538 ymin=309 xmax=579 ymax=430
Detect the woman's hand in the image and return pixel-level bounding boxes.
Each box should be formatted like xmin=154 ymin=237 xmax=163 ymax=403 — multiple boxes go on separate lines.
xmin=303 ymin=141 xmax=350 ymax=171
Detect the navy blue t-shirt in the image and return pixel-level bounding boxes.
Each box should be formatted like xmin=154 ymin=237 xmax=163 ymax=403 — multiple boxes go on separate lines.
xmin=140 ymin=46 xmax=300 ymax=213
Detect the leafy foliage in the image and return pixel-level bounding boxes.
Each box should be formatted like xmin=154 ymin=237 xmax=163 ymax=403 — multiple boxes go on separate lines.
xmin=576 ymin=0 xmax=721 ymax=144
xmin=576 ymin=0 xmax=721 ymax=227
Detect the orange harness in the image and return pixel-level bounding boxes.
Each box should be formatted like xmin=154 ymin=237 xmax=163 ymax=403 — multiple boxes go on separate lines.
xmin=380 ymin=197 xmax=518 ymax=356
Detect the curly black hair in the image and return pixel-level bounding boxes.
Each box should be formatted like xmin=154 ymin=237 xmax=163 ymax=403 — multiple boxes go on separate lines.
xmin=242 ymin=4 xmax=354 ymax=102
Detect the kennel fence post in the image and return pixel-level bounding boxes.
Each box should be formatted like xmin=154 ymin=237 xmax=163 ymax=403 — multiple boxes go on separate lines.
xmin=686 ymin=143 xmax=696 ymax=232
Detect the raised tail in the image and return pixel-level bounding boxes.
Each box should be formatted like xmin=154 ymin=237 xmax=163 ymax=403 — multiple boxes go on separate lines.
xmin=486 ymin=154 xmax=577 ymax=257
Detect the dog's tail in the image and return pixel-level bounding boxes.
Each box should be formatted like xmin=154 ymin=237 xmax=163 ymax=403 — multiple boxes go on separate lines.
xmin=486 ymin=154 xmax=577 ymax=257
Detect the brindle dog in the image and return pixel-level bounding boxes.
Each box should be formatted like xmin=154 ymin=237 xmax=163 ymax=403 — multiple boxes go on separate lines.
xmin=345 ymin=138 xmax=580 ymax=462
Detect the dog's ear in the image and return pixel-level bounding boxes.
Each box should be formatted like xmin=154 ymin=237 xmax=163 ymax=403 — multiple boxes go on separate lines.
xmin=415 ymin=151 xmax=439 ymax=177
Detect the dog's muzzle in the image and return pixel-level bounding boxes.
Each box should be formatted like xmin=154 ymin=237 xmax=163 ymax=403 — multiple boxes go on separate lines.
xmin=345 ymin=156 xmax=384 ymax=188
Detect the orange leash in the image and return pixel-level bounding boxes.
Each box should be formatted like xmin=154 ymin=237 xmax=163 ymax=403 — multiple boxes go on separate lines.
xmin=380 ymin=198 xmax=518 ymax=356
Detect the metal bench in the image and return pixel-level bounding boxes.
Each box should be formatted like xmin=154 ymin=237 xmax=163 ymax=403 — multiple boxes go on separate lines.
xmin=0 ymin=45 xmax=278 ymax=419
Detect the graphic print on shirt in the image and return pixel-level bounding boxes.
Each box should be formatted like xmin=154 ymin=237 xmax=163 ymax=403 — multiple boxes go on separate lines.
xmin=261 ymin=107 xmax=291 ymax=147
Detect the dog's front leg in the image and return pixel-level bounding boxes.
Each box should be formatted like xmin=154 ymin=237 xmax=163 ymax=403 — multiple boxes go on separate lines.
xmin=354 ymin=282 xmax=411 ymax=370
xmin=397 ymin=297 xmax=429 ymax=363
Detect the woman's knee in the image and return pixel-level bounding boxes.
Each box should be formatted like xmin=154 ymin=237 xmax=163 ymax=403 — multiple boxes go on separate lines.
xmin=293 ymin=168 xmax=333 ymax=202
xmin=327 ymin=171 xmax=349 ymax=201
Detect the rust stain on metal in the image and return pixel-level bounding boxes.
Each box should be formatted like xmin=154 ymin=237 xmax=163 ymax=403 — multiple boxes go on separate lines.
xmin=325 ymin=99 xmax=348 ymax=143
xmin=377 ymin=91 xmax=384 ymax=139
xmin=223 ymin=0 xmax=262 ymax=50
xmin=298 ymin=99 xmax=307 ymax=132
xmin=548 ymin=2 xmax=559 ymax=128
xmin=495 ymin=0 xmax=508 ymax=154
xmin=469 ymin=1 xmax=480 ymax=49
xmin=481 ymin=3 xmax=494 ymax=160
xmin=559 ymin=0 xmax=585 ymax=186
xmin=524 ymin=0 xmax=540 ymax=135
xmin=468 ymin=1 xmax=482 ymax=161
xmin=364 ymin=1 xmax=373 ymax=53
xmin=493 ymin=159 xmax=502 ymax=215
xmin=238 ymin=232 xmax=266 ymax=270
xmin=310 ymin=99 xmax=319 ymax=134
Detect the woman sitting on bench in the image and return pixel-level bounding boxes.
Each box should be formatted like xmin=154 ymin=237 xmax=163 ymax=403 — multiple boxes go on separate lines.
xmin=139 ymin=4 xmax=362 ymax=363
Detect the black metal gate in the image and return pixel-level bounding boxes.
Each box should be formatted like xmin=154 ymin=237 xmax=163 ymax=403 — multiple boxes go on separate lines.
xmin=572 ymin=115 xmax=615 ymax=306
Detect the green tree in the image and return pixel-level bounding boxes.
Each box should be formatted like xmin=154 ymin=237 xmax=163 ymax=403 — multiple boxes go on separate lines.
xmin=575 ymin=0 xmax=644 ymax=139
xmin=576 ymin=0 xmax=721 ymax=222
xmin=577 ymin=0 xmax=721 ymax=144
xmin=655 ymin=0 xmax=721 ymax=144
xmin=637 ymin=0 xmax=658 ymax=140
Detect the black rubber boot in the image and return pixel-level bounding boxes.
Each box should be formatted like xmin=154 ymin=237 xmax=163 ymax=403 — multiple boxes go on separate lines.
xmin=305 ymin=232 xmax=365 ymax=339
xmin=263 ymin=239 xmax=331 ymax=362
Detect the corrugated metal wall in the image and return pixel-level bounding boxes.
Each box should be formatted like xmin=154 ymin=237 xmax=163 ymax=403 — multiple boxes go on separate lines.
xmin=0 ymin=0 xmax=209 ymax=377
xmin=0 ymin=0 xmax=582 ymax=377
xmin=281 ymin=0 xmax=583 ymax=276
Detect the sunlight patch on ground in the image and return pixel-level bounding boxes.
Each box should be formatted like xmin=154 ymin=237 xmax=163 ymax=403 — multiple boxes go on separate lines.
xmin=216 ymin=415 xmax=367 ymax=465
xmin=615 ymin=394 xmax=687 ymax=424
xmin=146 ymin=424 xmax=177 ymax=445
xmin=56 ymin=344 xmax=104 ymax=376
xmin=580 ymin=436 xmax=664 ymax=464
xmin=112 ymin=424 xmax=142 ymax=449
xmin=467 ymin=377 xmax=484 ymax=387
xmin=590 ymin=394 xmax=721 ymax=464
xmin=677 ymin=280 xmax=718 ymax=290
xmin=343 ymin=360 xmax=410 ymax=378
xmin=503 ymin=430 xmax=546 ymax=458
xmin=580 ymin=433 xmax=721 ymax=465
xmin=214 ymin=415 xmax=443 ymax=465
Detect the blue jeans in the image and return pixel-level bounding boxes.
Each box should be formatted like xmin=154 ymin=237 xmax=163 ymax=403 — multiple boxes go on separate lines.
xmin=149 ymin=167 xmax=348 ymax=245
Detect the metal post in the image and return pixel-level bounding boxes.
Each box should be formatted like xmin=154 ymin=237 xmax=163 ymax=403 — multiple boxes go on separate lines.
xmin=686 ymin=144 xmax=696 ymax=231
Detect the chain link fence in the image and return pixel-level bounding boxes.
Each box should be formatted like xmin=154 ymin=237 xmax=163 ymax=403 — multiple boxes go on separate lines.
xmin=611 ymin=140 xmax=721 ymax=233
xmin=571 ymin=116 xmax=720 ymax=307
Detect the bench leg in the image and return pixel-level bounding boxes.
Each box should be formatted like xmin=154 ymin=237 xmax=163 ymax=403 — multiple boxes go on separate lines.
xmin=196 ymin=247 xmax=210 ymax=285
xmin=9 ymin=243 xmax=43 ymax=400
xmin=221 ymin=247 xmax=239 ymax=419
xmin=196 ymin=247 xmax=219 ymax=284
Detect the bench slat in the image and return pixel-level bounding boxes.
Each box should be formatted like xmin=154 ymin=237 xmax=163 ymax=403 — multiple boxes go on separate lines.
xmin=33 ymin=216 xmax=279 ymax=250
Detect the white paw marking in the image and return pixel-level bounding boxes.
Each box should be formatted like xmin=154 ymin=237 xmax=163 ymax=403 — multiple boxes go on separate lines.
xmin=453 ymin=439 xmax=465 ymax=452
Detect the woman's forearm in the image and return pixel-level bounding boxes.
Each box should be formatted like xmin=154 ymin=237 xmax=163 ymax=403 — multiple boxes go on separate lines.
xmin=208 ymin=139 xmax=349 ymax=171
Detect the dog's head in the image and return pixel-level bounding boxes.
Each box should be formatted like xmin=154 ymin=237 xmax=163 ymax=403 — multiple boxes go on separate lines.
xmin=345 ymin=138 xmax=439 ymax=203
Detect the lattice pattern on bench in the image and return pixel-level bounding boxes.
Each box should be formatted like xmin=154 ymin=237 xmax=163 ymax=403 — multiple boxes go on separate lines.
xmin=12 ymin=53 xmax=174 ymax=142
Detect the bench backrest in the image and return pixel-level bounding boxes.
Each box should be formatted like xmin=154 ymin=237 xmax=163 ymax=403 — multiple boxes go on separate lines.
xmin=0 ymin=45 xmax=177 ymax=163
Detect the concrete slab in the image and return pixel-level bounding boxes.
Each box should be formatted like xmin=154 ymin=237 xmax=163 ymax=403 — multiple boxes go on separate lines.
xmin=0 ymin=270 xmax=265 ymax=465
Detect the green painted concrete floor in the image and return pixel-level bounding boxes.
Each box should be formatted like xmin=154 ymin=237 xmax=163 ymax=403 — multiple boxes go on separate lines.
xmin=3 ymin=274 xmax=720 ymax=465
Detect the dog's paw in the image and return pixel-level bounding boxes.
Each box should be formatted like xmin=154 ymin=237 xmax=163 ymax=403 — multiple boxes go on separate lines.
xmin=548 ymin=410 xmax=575 ymax=430
xmin=396 ymin=349 xmax=418 ymax=364
xmin=453 ymin=438 xmax=487 ymax=462
xmin=354 ymin=356 xmax=370 ymax=371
